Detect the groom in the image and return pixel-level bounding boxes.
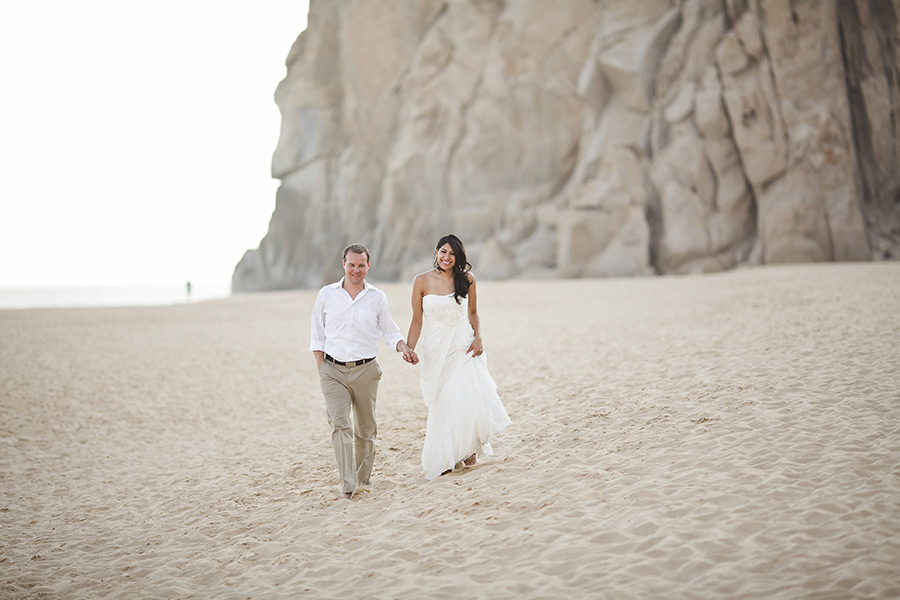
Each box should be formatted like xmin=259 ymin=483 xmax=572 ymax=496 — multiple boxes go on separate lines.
xmin=310 ymin=244 xmax=417 ymax=500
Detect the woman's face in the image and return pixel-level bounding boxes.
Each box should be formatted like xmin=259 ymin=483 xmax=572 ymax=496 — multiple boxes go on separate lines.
xmin=435 ymin=243 xmax=456 ymax=271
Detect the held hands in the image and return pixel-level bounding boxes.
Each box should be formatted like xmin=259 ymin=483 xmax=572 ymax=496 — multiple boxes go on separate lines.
xmin=466 ymin=336 xmax=484 ymax=357
xmin=398 ymin=341 xmax=419 ymax=365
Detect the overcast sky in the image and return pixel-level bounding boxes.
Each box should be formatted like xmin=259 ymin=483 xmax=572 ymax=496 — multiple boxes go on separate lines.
xmin=0 ymin=1 xmax=308 ymax=286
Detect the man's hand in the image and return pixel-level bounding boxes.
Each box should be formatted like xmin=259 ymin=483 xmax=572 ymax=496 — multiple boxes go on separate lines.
xmin=397 ymin=341 xmax=419 ymax=365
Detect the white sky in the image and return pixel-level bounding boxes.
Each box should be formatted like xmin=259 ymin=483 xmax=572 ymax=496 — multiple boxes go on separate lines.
xmin=0 ymin=1 xmax=309 ymax=286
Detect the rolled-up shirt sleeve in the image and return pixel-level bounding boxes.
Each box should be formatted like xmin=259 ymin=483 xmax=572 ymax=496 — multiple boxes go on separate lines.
xmin=309 ymin=291 xmax=326 ymax=352
xmin=377 ymin=295 xmax=405 ymax=352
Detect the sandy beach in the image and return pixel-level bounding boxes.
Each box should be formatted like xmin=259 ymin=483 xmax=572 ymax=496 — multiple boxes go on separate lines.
xmin=2 ymin=262 xmax=899 ymax=599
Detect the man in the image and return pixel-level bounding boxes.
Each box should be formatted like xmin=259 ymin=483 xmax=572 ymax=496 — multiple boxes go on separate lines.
xmin=310 ymin=244 xmax=417 ymax=500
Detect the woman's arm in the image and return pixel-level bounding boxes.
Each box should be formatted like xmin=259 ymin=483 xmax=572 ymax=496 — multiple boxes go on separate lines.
xmin=466 ymin=273 xmax=483 ymax=356
xmin=407 ymin=274 xmax=425 ymax=352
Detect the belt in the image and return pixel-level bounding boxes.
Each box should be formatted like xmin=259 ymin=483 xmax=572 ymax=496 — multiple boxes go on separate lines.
xmin=325 ymin=353 xmax=375 ymax=368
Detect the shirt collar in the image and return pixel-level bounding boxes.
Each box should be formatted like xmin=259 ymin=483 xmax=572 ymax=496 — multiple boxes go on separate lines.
xmin=332 ymin=277 xmax=371 ymax=294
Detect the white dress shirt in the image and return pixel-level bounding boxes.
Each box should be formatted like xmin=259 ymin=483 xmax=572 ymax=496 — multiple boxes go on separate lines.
xmin=309 ymin=278 xmax=405 ymax=362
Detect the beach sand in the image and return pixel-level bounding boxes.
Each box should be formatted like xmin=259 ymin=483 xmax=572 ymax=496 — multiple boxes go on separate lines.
xmin=2 ymin=263 xmax=899 ymax=598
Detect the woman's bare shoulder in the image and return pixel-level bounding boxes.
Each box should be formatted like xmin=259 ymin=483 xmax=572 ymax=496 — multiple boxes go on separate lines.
xmin=413 ymin=271 xmax=436 ymax=285
xmin=412 ymin=271 xmax=438 ymax=291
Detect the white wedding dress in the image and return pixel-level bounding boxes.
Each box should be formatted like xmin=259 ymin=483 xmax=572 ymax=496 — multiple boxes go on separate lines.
xmin=419 ymin=293 xmax=511 ymax=480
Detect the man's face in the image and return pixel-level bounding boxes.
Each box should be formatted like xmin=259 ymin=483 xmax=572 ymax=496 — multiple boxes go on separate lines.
xmin=343 ymin=251 xmax=369 ymax=285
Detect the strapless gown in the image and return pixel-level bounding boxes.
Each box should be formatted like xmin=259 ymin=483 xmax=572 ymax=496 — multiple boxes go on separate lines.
xmin=419 ymin=293 xmax=511 ymax=480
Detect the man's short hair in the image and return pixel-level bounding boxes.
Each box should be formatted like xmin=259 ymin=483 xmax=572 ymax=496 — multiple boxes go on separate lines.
xmin=342 ymin=244 xmax=370 ymax=263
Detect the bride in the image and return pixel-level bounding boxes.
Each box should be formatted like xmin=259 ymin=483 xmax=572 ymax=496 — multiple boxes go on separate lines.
xmin=405 ymin=234 xmax=511 ymax=480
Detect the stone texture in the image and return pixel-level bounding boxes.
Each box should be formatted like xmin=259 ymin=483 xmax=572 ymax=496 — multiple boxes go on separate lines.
xmin=836 ymin=0 xmax=900 ymax=259
xmin=233 ymin=0 xmax=900 ymax=292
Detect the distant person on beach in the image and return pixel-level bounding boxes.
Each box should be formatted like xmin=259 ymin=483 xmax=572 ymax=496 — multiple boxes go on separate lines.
xmin=310 ymin=244 xmax=418 ymax=500
xmin=405 ymin=234 xmax=511 ymax=480
xmin=186 ymin=281 xmax=191 ymax=300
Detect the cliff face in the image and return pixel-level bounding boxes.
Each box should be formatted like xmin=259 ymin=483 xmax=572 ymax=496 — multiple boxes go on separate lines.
xmin=233 ymin=0 xmax=900 ymax=292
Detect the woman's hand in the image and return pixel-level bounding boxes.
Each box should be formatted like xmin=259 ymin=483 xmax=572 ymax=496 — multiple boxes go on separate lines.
xmin=398 ymin=341 xmax=419 ymax=365
xmin=467 ymin=336 xmax=484 ymax=356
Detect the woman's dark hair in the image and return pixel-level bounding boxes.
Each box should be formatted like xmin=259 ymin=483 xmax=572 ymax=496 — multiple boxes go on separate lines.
xmin=433 ymin=234 xmax=472 ymax=304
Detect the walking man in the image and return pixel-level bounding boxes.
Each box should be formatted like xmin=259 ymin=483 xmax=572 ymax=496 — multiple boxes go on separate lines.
xmin=310 ymin=244 xmax=417 ymax=500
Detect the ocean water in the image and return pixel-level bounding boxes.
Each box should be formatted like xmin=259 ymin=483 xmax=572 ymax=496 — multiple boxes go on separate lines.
xmin=0 ymin=282 xmax=231 ymax=310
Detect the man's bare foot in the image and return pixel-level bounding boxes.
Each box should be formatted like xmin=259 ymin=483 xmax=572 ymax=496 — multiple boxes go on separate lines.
xmin=334 ymin=492 xmax=352 ymax=500
xmin=463 ymin=453 xmax=477 ymax=466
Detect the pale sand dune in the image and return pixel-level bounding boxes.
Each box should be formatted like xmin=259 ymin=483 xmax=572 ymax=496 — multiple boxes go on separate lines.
xmin=2 ymin=263 xmax=899 ymax=598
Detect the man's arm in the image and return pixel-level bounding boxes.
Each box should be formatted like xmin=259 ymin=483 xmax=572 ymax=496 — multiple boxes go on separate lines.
xmin=377 ymin=294 xmax=417 ymax=363
xmin=310 ymin=291 xmax=327 ymax=365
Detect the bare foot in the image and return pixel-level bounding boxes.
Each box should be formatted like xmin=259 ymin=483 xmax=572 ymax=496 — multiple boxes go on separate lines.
xmin=334 ymin=492 xmax=352 ymax=500
xmin=463 ymin=453 xmax=477 ymax=466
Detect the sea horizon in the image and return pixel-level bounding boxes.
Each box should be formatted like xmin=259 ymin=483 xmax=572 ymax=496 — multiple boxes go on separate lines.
xmin=0 ymin=281 xmax=232 ymax=310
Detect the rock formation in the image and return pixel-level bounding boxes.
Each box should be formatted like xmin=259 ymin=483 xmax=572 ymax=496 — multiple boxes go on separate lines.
xmin=233 ymin=0 xmax=900 ymax=292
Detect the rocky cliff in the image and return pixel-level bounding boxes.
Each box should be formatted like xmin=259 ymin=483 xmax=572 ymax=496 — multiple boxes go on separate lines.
xmin=233 ymin=0 xmax=900 ymax=292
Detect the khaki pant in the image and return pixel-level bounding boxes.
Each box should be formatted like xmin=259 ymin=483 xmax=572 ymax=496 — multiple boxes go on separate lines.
xmin=318 ymin=359 xmax=382 ymax=494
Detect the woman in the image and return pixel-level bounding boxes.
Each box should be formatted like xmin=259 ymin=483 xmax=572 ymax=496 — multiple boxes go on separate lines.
xmin=406 ymin=234 xmax=511 ymax=480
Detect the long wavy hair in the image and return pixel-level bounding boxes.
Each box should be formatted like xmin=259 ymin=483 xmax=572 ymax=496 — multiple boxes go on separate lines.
xmin=433 ymin=234 xmax=472 ymax=304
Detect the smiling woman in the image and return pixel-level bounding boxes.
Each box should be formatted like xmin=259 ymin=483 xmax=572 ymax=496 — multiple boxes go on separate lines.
xmin=406 ymin=234 xmax=512 ymax=480
xmin=0 ymin=1 xmax=308 ymax=294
